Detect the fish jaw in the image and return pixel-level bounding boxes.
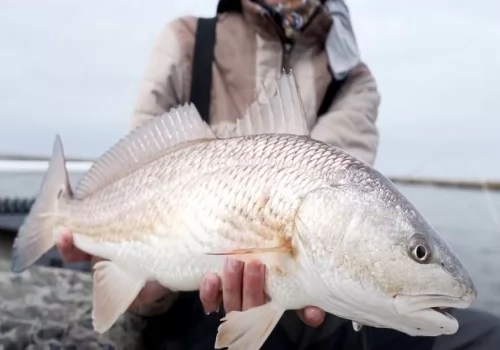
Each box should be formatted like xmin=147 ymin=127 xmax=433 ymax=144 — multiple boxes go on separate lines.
xmin=306 ymin=268 xmax=475 ymax=337
xmin=390 ymin=293 xmax=476 ymax=336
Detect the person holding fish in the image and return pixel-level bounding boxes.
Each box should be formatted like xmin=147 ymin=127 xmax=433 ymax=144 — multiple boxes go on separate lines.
xmin=50 ymin=0 xmax=500 ymax=349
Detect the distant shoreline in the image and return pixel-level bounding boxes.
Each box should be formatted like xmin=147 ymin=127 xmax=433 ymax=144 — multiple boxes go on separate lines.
xmin=0 ymin=160 xmax=499 ymax=191
xmin=389 ymin=177 xmax=500 ymax=191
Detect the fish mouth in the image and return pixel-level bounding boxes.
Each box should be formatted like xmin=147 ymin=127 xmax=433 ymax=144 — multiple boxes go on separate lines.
xmin=393 ymin=294 xmax=475 ymax=335
xmin=395 ymin=293 xmax=474 ymax=312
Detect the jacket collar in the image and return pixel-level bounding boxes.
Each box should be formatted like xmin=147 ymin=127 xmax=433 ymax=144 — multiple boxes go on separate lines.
xmin=218 ymin=0 xmax=332 ymax=47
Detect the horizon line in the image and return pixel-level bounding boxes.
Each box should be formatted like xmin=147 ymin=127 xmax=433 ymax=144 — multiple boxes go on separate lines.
xmin=0 ymin=160 xmax=499 ymax=190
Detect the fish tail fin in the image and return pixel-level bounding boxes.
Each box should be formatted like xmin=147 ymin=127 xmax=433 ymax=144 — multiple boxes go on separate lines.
xmin=11 ymin=135 xmax=72 ymax=273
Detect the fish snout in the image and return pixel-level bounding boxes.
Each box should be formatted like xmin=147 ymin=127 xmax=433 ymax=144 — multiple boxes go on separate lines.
xmin=458 ymin=276 xmax=477 ymax=307
xmin=461 ymin=290 xmax=477 ymax=306
xmin=452 ymin=262 xmax=477 ymax=306
xmin=435 ymin=247 xmax=477 ymax=305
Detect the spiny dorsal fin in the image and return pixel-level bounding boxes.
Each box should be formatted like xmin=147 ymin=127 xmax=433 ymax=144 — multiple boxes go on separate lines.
xmin=213 ymin=71 xmax=310 ymax=138
xmin=74 ymin=103 xmax=215 ymax=199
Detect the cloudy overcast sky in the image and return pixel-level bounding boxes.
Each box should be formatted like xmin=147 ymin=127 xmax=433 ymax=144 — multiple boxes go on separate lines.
xmin=0 ymin=0 xmax=498 ymax=180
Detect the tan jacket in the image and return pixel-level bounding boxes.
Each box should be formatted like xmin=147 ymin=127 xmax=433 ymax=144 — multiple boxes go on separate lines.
xmin=130 ymin=0 xmax=381 ymax=166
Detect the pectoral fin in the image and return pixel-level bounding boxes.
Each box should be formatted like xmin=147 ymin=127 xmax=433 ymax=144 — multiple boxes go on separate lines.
xmin=215 ymin=301 xmax=285 ymax=350
xmin=92 ymin=261 xmax=146 ymax=333
xmin=205 ymin=239 xmax=294 ymax=270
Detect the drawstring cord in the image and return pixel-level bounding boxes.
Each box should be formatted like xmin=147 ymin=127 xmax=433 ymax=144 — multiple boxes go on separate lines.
xmin=361 ymin=327 xmax=370 ymax=350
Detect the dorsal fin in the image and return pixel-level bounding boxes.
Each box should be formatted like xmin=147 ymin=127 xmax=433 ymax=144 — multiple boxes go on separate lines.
xmin=74 ymin=103 xmax=215 ymax=199
xmin=213 ymin=71 xmax=310 ymax=138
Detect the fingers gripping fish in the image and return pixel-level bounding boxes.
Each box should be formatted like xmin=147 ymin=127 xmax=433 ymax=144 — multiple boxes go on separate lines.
xmin=11 ymin=72 xmax=476 ymax=350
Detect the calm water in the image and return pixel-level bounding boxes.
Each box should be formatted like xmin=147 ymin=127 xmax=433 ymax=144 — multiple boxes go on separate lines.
xmin=1 ymin=172 xmax=499 ymax=315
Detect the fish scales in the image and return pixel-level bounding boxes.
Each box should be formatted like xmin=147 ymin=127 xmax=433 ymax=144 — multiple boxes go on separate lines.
xmin=62 ymin=134 xmax=350 ymax=242
xmin=11 ymin=72 xmax=477 ymax=350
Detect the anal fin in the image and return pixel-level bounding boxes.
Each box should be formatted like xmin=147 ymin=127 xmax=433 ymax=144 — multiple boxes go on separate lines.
xmin=92 ymin=261 xmax=146 ymax=333
xmin=215 ymin=301 xmax=285 ymax=350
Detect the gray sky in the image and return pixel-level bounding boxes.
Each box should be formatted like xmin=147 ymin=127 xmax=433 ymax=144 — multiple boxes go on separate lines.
xmin=0 ymin=0 xmax=499 ymax=180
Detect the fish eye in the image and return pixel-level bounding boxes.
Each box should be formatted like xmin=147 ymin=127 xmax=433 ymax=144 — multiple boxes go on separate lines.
xmin=409 ymin=235 xmax=432 ymax=264
xmin=413 ymin=245 xmax=428 ymax=261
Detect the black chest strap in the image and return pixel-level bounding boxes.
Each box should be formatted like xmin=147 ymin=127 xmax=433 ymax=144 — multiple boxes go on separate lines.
xmin=189 ymin=17 xmax=217 ymax=124
xmin=189 ymin=17 xmax=345 ymax=124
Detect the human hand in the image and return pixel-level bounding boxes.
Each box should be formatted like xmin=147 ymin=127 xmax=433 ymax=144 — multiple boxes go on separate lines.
xmin=56 ymin=229 xmax=93 ymax=264
xmin=56 ymin=230 xmax=174 ymax=314
xmin=199 ymin=258 xmax=325 ymax=327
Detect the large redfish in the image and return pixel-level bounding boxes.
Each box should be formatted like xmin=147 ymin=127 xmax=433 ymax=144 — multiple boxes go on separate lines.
xmin=11 ymin=72 xmax=476 ymax=350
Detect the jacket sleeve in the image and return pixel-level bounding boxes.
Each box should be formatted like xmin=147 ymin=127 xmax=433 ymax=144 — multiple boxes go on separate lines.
xmin=129 ymin=18 xmax=194 ymax=130
xmin=310 ymin=62 xmax=381 ymax=166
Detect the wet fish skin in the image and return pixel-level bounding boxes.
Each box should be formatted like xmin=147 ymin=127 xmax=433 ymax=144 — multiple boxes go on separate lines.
xmin=65 ymin=133 xmax=343 ymax=312
xmin=10 ymin=72 xmax=476 ymax=350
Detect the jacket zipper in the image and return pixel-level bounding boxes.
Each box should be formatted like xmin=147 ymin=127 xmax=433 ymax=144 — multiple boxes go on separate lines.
xmin=283 ymin=42 xmax=293 ymax=71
